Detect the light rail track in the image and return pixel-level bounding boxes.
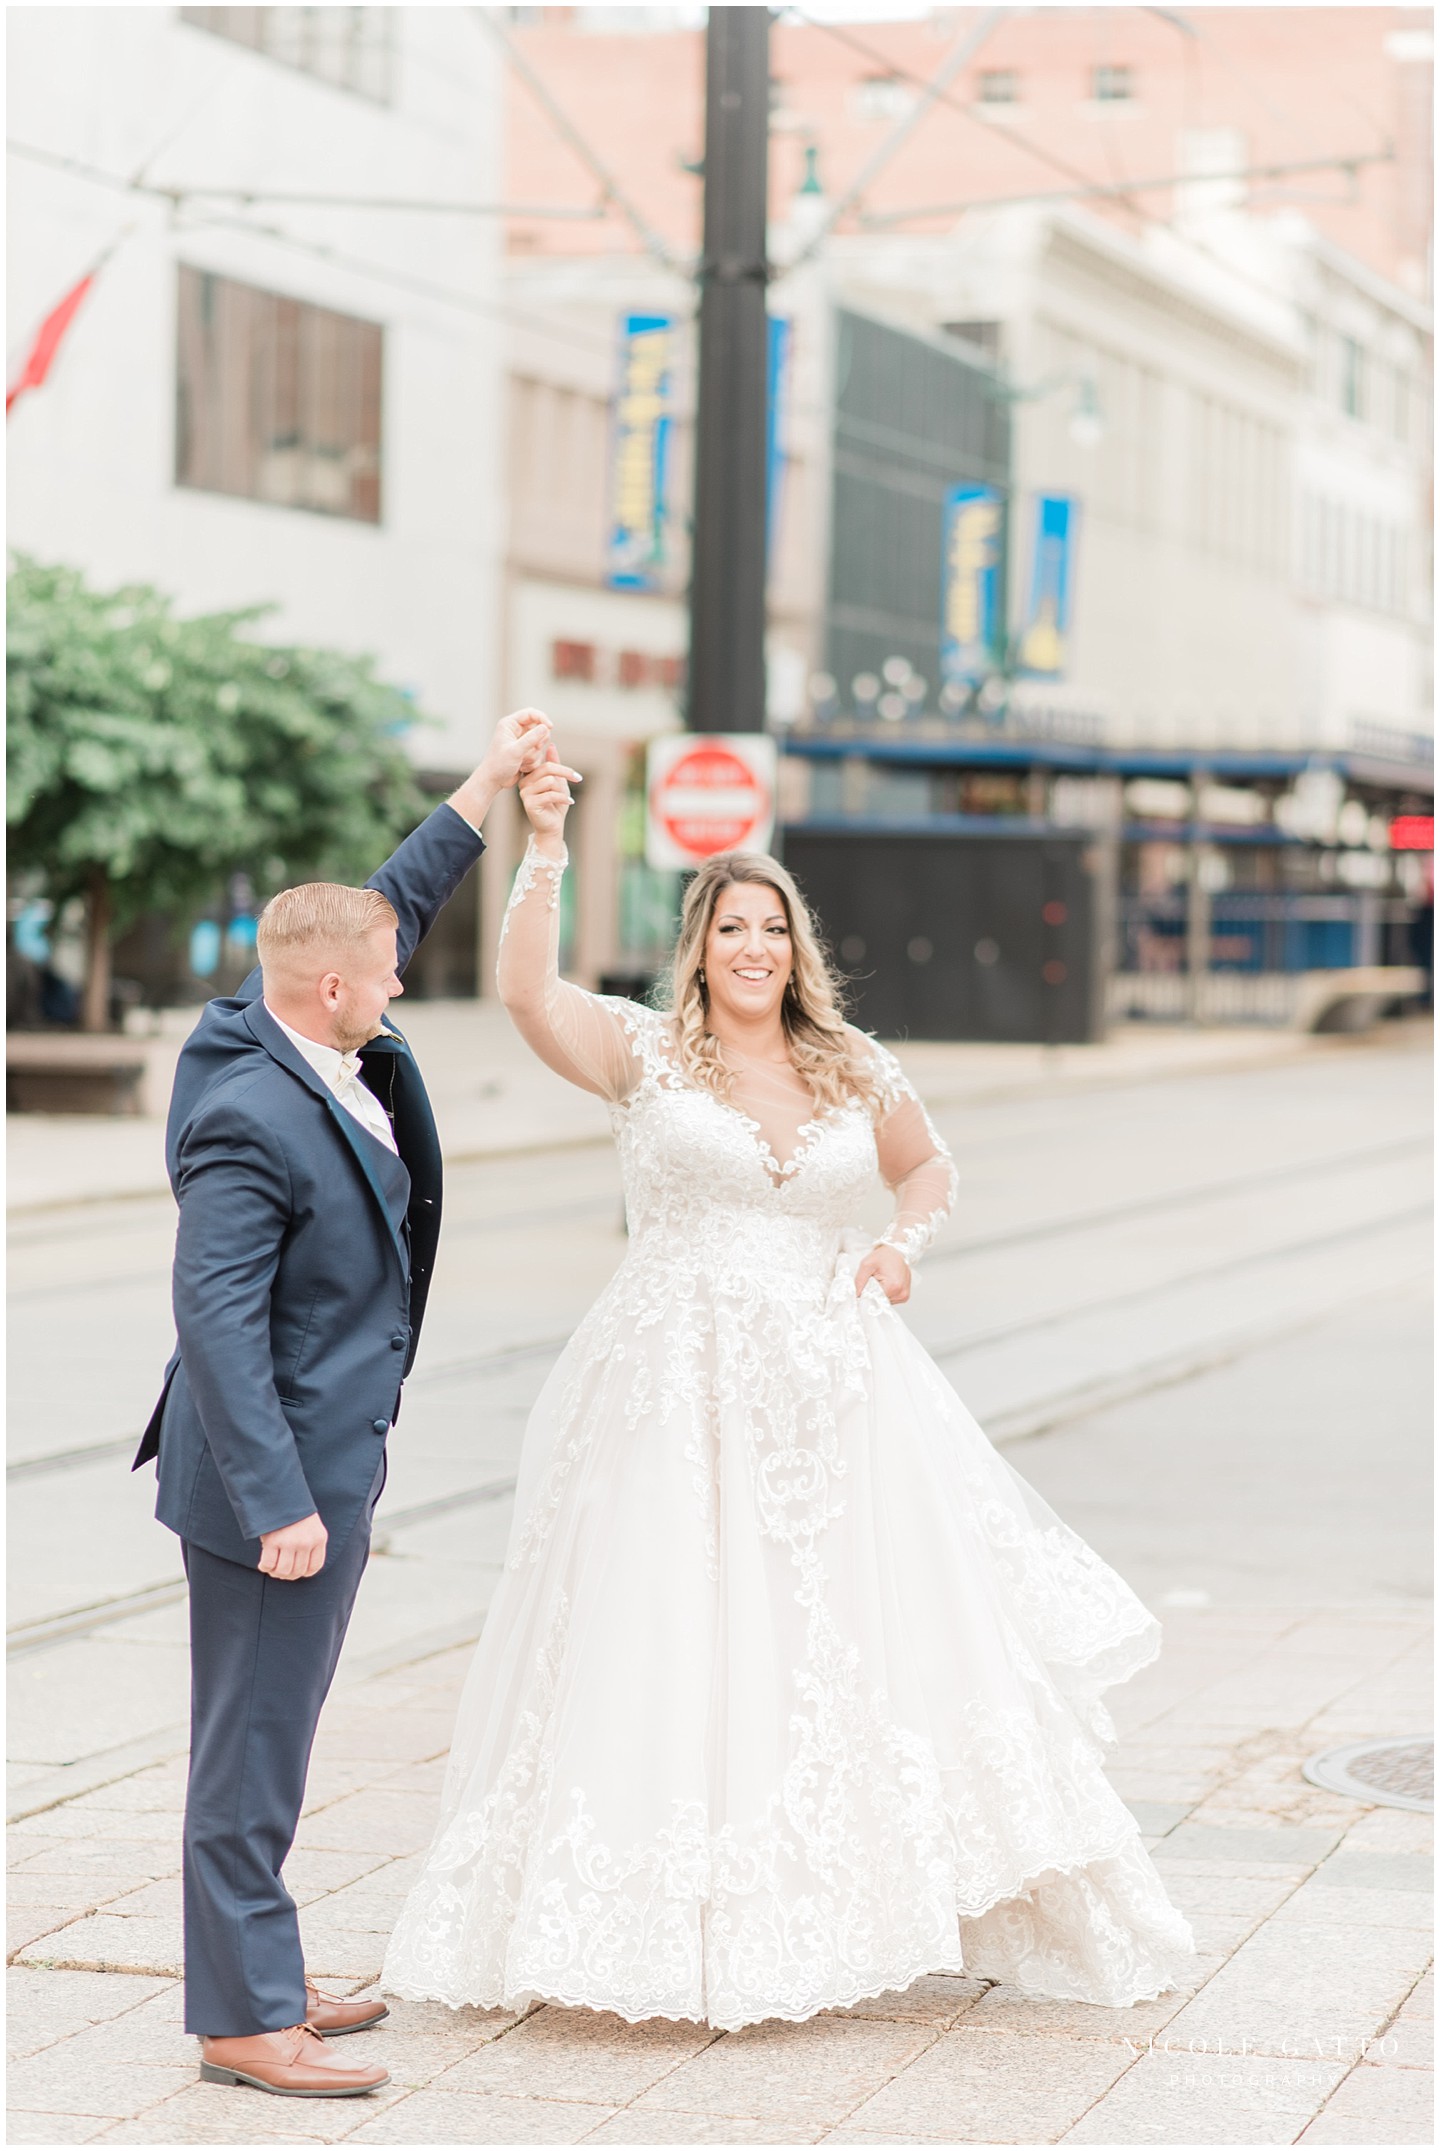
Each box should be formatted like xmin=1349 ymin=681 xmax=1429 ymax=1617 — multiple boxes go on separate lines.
xmin=9 ymin=1123 xmax=1426 ymax=1275
xmin=7 ymin=1477 xmax=523 ymax=1658
xmin=6 ymin=1192 xmax=627 ymax=1302
xmin=928 ymin=1199 xmax=1433 ymax=1362
xmin=926 ymin=1132 xmax=1429 ymax=1268
xmin=9 ymin=1169 xmax=1428 ymax=1657
xmin=7 ymin=1132 xmax=1429 ymax=1482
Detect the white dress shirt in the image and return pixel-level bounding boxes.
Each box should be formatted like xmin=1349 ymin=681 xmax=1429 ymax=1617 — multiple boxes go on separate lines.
xmin=264 ymin=1005 xmax=399 ymax=1156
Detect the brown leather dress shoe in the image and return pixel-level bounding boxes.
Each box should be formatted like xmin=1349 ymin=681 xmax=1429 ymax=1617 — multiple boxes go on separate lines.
xmin=305 ymin=1977 xmax=389 ymax=2036
xmin=199 ymin=2023 xmax=388 ymax=2096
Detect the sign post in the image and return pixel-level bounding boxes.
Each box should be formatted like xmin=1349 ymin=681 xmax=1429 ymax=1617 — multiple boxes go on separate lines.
xmin=645 ymin=735 xmax=777 ymax=871
xmin=687 ymin=8 xmax=770 ymax=734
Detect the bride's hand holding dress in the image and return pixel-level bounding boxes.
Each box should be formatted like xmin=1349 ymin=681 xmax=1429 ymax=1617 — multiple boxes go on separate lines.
xmin=382 ymin=760 xmax=1196 ymax=2029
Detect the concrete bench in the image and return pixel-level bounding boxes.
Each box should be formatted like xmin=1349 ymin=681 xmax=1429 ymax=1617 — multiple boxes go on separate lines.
xmin=1291 ymin=966 xmax=1426 ymax=1034
xmin=1110 ymin=966 xmax=1426 ymax=1031
xmin=6 ymin=1032 xmax=149 ymax=1115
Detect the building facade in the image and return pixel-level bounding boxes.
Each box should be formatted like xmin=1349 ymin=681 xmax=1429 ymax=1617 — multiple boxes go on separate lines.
xmin=493 ymin=9 xmax=1431 ymax=1017
xmin=8 ymin=4 xmax=507 ymax=995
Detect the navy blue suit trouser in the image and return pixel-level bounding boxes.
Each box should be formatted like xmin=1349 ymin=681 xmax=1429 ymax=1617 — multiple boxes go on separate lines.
xmin=180 ymin=1456 xmax=384 ymax=2036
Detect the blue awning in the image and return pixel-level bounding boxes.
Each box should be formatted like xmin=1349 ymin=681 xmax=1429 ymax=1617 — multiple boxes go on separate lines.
xmin=780 ymin=733 xmax=1433 ymax=792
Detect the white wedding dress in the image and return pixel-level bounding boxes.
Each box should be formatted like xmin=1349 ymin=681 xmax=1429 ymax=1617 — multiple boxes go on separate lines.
xmin=382 ymin=843 xmax=1196 ymax=2028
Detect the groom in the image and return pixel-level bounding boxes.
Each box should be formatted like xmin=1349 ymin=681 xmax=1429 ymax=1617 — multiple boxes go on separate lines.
xmin=134 ymin=709 xmax=554 ymax=2098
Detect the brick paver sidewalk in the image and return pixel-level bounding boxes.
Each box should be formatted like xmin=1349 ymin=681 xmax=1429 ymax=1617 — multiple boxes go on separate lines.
xmin=7 ymin=1605 xmax=1432 ymax=2145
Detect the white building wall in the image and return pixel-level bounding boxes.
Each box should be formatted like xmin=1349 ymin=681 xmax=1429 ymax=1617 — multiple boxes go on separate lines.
xmin=1285 ymin=234 xmax=1432 ymax=756
xmin=829 ymin=203 xmax=1433 ymax=765
xmin=6 ymin=6 xmax=504 ymax=775
xmin=839 ymin=208 xmax=1306 ymax=753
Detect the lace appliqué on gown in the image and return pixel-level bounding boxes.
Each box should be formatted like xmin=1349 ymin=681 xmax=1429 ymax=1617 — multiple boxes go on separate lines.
xmin=382 ymin=852 xmax=1196 ymax=2027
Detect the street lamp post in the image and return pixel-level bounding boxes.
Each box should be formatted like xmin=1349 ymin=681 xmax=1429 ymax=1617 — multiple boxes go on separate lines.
xmin=687 ymin=5 xmax=770 ymax=736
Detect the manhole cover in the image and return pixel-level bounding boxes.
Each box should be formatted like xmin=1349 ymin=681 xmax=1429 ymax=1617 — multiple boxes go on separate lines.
xmin=1302 ymin=1738 xmax=1434 ymax=1812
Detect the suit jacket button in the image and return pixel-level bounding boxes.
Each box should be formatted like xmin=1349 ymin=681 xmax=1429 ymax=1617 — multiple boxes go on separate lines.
xmin=390 ymin=1333 xmax=407 ymax=1350
xmin=371 ymin=1419 xmax=389 ymax=1434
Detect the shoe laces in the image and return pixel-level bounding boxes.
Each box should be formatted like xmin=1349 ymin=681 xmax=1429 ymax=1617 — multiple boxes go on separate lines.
xmin=280 ymin=2022 xmax=330 ymax=2054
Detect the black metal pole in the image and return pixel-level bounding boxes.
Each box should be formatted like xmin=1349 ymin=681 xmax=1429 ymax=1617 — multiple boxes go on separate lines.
xmin=687 ymin=5 xmax=770 ymax=735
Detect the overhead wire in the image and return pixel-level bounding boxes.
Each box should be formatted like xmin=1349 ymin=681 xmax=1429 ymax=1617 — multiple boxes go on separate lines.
xmin=1089 ymin=10 xmax=1144 ymax=237
xmin=1152 ymin=4 xmax=1368 ymax=159
xmin=858 ymin=150 xmax=1396 ymax=230
xmin=777 ymin=6 xmax=1011 ymax=278
xmin=13 ymin=12 xmax=1406 ymax=406
xmin=144 ymin=190 xmax=609 ymax=220
xmin=8 ymin=140 xmax=612 ymax=221
xmin=779 ymin=8 xmax=1357 ymax=322
xmin=784 ymin=9 xmax=1159 ymax=220
xmin=470 ymin=5 xmax=686 ymax=274
xmin=1148 ymin=2 xmax=1394 ymax=223
xmin=6 ymin=138 xmax=657 ymax=360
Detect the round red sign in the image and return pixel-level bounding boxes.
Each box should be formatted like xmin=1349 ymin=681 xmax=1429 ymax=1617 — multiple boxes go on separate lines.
xmin=651 ymin=742 xmax=773 ymax=861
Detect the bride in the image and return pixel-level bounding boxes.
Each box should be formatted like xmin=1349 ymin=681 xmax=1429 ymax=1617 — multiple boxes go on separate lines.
xmin=383 ymin=747 xmax=1196 ymax=2028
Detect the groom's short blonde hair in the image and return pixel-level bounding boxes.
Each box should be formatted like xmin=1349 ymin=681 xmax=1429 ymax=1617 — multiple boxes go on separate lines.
xmin=257 ymin=883 xmax=398 ymax=979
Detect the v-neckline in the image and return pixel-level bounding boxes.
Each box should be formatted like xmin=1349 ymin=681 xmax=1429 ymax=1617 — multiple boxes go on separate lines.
xmin=725 ymin=1097 xmax=828 ymax=1189
xmin=651 ymin=1018 xmax=832 ymax=1187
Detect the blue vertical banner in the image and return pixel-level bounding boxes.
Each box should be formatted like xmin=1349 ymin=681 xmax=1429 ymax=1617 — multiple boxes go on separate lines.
xmin=1017 ymin=494 xmax=1078 ymax=676
xmin=940 ymin=483 xmax=1004 ymax=685
xmin=607 ymin=313 xmax=673 ymax=589
xmin=766 ymin=313 xmax=791 ymax=566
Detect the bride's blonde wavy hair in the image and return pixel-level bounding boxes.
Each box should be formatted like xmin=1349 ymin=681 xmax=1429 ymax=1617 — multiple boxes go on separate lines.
xmin=659 ymin=853 xmax=883 ymax=1116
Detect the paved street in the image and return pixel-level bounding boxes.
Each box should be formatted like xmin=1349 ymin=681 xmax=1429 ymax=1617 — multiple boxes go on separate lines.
xmin=6 ymin=1013 xmax=1433 ymax=2145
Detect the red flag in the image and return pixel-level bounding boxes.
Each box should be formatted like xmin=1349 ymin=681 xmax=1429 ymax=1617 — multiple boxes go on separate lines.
xmin=6 ymin=271 xmax=96 ymax=416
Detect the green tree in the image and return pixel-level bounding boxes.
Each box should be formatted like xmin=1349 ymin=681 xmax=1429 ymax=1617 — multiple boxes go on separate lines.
xmin=7 ymin=557 xmax=430 ymax=1029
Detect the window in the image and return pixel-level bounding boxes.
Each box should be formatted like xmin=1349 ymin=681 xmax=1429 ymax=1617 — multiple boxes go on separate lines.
xmin=179 ymin=8 xmax=394 ymax=103
xmin=1321 ymin=499 xmax=1340 ymax=592
xmin=551 ymin=640 xmax=596 ymax=682
xmin=1301 ymin=495 xmax=1319 ymax=590
xmin=1302 ymin=493 xmax=1416 ymax=611
xmin=853 ymin=75 xmax=916 ymax=121
xmin=942 ymin=320 xmax=1002 ymax=363
xmin=1391 ymin=364 xmax=1411 ymax=444
xmin=1339 ymin=335 xmax=1364 ymax=420
xmin=175 ymin=267 xmax=383 ymax=522
xmin=1092 ymin=64 xmax=1134 ymax=102
xmin=977 ymin=69 xmax=1020 ymax=104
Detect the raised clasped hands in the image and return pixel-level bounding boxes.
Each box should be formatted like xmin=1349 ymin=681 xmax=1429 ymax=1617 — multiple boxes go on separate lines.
xmin=482 ymin=707 xmax=555 ymax=790
xmin=519 ymin=743 xmax=584 ymax=850
xmin=450 ymin=709 xmax=569 ymax=832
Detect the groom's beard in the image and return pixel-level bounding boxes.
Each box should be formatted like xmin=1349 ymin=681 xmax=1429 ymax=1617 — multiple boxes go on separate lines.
xmin=332 ymin=1011 xmax=386 ymax=1054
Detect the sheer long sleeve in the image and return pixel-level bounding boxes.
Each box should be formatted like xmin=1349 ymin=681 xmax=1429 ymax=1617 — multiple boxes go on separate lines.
xmin=496 ymin=840 xmax=643 ymax=1102
xmin=866 ymin=1041 xmax=958 ymax=1267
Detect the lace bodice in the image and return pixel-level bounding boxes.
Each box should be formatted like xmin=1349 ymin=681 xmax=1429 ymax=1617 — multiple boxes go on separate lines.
xmin=497 ymin=840 xmax=957 ymax=1268
xmin=384 ymin=839 xmax=1195 ymax=2030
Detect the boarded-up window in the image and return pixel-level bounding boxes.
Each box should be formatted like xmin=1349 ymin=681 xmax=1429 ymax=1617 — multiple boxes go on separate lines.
xmin=175 ymin=266 xmax=383 ymax=523
xmin=179 ymin=8 xmax=394 ymax=104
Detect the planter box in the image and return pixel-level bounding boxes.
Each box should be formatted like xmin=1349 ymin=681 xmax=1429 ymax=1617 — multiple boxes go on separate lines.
xmin=6 ymin=1032 xmax=148 ymax=1115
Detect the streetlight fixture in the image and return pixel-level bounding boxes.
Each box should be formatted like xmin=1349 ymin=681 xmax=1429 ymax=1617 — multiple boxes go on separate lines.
xmin=1067 ymin=376 xmax=1105 ymax=448
xmin=984 ymin=366 xmax=1106 ymax=447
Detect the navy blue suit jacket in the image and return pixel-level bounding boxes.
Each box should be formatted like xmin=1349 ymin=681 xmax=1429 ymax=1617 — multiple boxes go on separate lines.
xmin=133 ymin=804 xmax=485 ymax=1566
